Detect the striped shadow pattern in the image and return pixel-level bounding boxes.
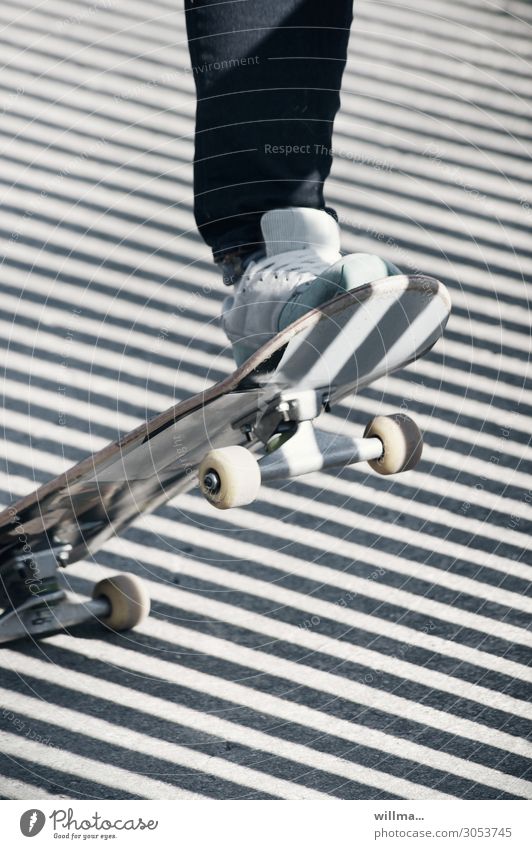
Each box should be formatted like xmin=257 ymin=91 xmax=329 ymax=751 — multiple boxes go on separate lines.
xmin=0 ymin=0 xmax=531 ymax=800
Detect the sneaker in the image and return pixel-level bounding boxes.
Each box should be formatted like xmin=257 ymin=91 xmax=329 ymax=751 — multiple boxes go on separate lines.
xmin=220 ymin=207 xmax=399 ymax=366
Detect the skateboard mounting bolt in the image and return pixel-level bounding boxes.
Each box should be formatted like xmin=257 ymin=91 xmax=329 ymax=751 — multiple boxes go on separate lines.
xmin=277 ymin=401 xmax=291 ymax=422
xmin=203 ymin=470 xmax=221 ymax=494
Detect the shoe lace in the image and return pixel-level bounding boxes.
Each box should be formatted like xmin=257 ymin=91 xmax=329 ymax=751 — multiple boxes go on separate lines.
xmin=247 ymin=248 xmax=331 ymax=288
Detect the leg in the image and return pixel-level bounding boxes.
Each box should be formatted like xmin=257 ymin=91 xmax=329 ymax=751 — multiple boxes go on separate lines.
xmin=185 ymin=0 xmax=400 ymax=366
xmin=185 ymin=0 xmax=354 ymax=258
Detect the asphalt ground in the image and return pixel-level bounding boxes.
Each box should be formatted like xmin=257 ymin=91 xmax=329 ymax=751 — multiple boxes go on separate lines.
xmin=0 ymin=0 xmax=531 ymax=799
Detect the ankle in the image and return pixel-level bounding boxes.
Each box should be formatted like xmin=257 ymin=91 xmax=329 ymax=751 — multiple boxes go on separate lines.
xmin=215 ymin=248 xmax=265 ymax=286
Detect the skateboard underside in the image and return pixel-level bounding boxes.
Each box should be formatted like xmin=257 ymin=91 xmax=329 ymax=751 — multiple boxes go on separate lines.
xmin=0 ymin=274 xmax=450 ymax=642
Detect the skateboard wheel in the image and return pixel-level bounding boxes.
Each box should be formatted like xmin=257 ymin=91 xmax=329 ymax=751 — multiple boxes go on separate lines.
xmin=199 ymin=445 xmax=261 ymax=509
xmin=364 ymin=414 xmax=423 ymax=475
xmin=92 ymin=573 xmax=150 ymax=631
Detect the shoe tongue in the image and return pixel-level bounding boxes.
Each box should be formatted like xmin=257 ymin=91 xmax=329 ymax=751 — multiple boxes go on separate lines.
xmin=260 ymin=208 xmax=340 ymax=261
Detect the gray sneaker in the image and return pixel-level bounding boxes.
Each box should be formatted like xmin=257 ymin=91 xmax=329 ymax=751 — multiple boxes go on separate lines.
xmin=221 ymin=207 xmax=399 ymax=366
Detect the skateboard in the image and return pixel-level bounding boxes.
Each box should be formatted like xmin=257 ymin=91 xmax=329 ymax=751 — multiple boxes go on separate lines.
xmin=0 ymin=274 xmax=451 ymax=643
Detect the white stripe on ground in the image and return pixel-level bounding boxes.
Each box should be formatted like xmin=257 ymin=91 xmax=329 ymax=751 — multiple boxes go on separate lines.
xmin=0 ymin=776 xmax=67 ymax=800
xmin=74 ymin=558 xmax=532 ymax=761
xmin=2 ymin=652 xmax=452 ymax=800
xmin=0 ymin=731 xmax=205 ymax=800
xmin=0 ymin=692 xmax=333 ymax=801
xmin=34 ymin=631 xmax=531 ymax=798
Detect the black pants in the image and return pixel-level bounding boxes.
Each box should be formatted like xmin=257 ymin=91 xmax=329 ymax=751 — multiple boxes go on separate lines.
xmin=185 ymin=0 xmax=354 ymax=258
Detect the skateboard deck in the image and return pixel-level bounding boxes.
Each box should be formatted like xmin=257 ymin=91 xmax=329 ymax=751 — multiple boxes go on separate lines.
xmin=0 ymin=274 xmax=450 ymax=642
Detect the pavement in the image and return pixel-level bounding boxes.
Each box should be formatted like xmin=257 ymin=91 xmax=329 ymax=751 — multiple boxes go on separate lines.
xmin=0 ymin=0 xmax=531 ymax=800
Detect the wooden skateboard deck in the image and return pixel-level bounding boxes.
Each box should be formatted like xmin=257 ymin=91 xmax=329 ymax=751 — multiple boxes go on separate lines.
xmin=0 ymin=274 xmax=450 ymax=642
xmin=0 ymin=274 xmax=450 ymax=569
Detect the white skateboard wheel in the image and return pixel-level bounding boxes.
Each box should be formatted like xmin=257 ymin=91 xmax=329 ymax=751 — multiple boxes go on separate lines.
xmin=199 ymin=445 xmax=261 ymax=509
xmin=92 ymin=573 xmax=150 ymax=631
xmin=364 ymin=414 xmax=423 ymax=475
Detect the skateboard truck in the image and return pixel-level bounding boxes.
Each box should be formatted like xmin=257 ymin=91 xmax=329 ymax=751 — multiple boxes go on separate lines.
xmin=0 ymin=275 xmax=449 ymax=643
xmin=259 ymin=420 xmax=384 ymax=481
xmin=0 ymin=544 xmax=150 ymax=644
xmin=199 ymin=390 xmax=423 ymax=510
